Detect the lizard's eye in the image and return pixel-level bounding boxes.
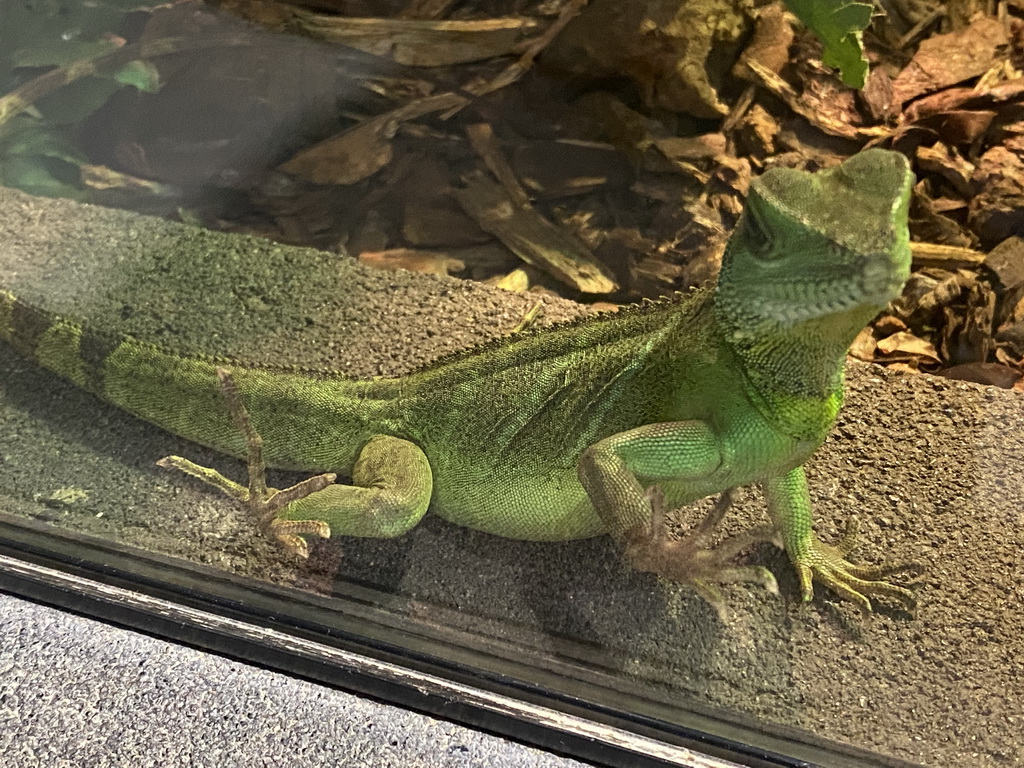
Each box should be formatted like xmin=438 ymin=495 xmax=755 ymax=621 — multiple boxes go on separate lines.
xmin=743 ymin=206 xmax=775 ymax=258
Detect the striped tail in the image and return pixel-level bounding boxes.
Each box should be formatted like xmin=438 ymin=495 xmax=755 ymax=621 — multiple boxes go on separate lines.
xmin=0 ymin=287 xmax=242 ymax=453
xmin=0 ymin=287 xmax=393 ymax=470
xmin=0 ymin=287 xmax=121 ymax=398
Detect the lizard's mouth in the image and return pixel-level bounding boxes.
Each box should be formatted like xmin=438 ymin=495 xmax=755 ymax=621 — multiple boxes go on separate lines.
xmin=842 ymin=255 xmax=910 ymax=308
xmin=747 ymin=259 xmax=909 ymax=328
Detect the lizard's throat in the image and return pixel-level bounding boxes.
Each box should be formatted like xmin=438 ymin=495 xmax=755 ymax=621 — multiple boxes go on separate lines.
xmin=720 ymin=326 xmax=852 ymax=442
xmin=720 ymin=310 xmax=869 ymax=403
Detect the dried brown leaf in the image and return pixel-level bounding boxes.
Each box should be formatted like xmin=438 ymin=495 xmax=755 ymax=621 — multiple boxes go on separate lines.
xmin=876 ymin=331 xmax=942 ymax=364
xmin=874 ymin=314 xmax=909 ymax=336
xmin=848 ymin=326 xmax=878 ymax=362
xmin=358 ymin=248 xmax=465 ymax=276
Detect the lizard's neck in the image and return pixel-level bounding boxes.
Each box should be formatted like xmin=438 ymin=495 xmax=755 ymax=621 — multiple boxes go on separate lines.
xmin=716 ymin=316 xmax=861 ymax=440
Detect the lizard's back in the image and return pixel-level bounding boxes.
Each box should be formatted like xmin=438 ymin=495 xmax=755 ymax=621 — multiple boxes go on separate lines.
xmin=0 ymin=285 xmax=740 ymax=539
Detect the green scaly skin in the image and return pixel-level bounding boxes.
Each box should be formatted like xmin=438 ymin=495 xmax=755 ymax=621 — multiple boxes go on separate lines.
xmin=0 ymin=149 xmax=917 ymax=612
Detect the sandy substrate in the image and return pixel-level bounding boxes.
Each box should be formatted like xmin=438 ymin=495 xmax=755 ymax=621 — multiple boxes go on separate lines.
xmin=1 ymin=187 xmax=1021 ymax=767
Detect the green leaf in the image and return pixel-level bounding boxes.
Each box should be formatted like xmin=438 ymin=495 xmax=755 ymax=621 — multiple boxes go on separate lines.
xmin=784 ymin=0 xmax=874 ymax=88
xmin=113 ymin=60 xmax=162 ymax=93
xmin=0 ymin=0 xmax=162 ymax=70
xmin=0 ymin=115 xmax=87 ymax=164
xmin=0 ymin=154 xmax=84 ymax=200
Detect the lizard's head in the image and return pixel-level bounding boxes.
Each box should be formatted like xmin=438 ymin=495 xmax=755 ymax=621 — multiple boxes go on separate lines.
xmin=714 ymin=149 xmax=913 ymax=340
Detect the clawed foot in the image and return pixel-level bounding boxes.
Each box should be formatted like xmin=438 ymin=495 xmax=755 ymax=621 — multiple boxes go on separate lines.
xmin=624 ymin=486 xmax=780 ymax=620
xmin=157 ymin=368 xmax=333 ymax=558
xmin=796 ymin=518 xmax=919 ymax=613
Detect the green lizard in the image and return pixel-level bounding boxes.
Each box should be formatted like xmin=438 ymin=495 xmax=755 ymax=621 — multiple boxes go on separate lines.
xmin=0 ymin=149 xmax=917 ymax=612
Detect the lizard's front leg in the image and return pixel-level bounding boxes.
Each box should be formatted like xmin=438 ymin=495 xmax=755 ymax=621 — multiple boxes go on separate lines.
xmin=578 ymin=421 xmax=779 ymax=613
xmin=762 ymin=468 xmax=917 ymax=612
xmin=160 ymin=369 xmax=433 ymax=557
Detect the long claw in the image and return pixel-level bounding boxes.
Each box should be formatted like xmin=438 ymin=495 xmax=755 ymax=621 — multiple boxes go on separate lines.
xmin=797 ymin=519 xmax=918 ymax=612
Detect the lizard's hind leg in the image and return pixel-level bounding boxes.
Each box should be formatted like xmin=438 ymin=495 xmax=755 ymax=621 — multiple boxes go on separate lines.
xmin=159 ymin=369 xmax=432 ymax=558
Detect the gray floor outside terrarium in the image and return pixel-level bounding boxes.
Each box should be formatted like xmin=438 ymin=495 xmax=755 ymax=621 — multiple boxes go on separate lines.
xmin=0 ymin=593 xmax=591 ymax=768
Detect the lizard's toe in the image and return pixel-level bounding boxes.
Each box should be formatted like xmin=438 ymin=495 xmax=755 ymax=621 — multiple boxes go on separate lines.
xmin=624 ymin=489 xmax=780 ymax=617
xmin=267 ymin=519 xmax=332 ymax=559
xmin=797 ymin=520 xmax=919 ymax=612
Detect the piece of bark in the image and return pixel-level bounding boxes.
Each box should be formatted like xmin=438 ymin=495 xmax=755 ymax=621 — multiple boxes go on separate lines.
xmin=279 ymin=91 xmax=468 ymax=185
xmin=892 ymin=269 xmax=970 ymax=335
xmin=860 ymin=67 xmax=896 ymax=122
xmin=910 ymin=242 xmax=986 ymax=270
xmin=400 ymin=155 xmax=491 ymax=248
xmin=452 ymin=170 xmax=617 ymax=294
xmin=512 ymin=140 xmax=634 ymax=198
xmin=736 ymin=103 xmax=779 ymax=159
xmin=942 ymin=280 xmax=995 ymax=364
xmin=938 ymin=362 xmax=1022 ymax=388
xmin=486 ymin=267 xmax=531 ymax=292
xmin=358 ymin=248 xmax=466 ymax=276
xmin=947 ymin=0 xmax=993 ymax=29
xmin=920 ymin=110 xmax=997 ymax=146
xmin=733 ymin=3 xmax=793 ymax=81
xmin=890 ymin=16 xmax=1007 ymax=106
xmin=464 ymin=0 xmax=589 ymax=100
xmin=745 ymin=60 xmax=888 ymax=141
xmin=631 ymin=255 xmax=688 ymax=293
xmin=402 ymin=199 xmax=492 ymax=248
xmin=544 ymin=0 xmax=749 ymax=118
xmin=653 ymin=133 xmax=728 ymax=162
xmin=968 ymin=146 xmax=1024 ymax=247
xmin=903 ymin=79 xmax=1024 ymax=124
xmin=915 ymin=143 xmax=975 ymax=197
xmin=570 ymin=91 xmax=658 ymax=151
xmin=291 ymin=13 xmax=540 ymax=66
xmin=466 ymin=123 xmax=531 ymax=207
xmin=399 ymin=0 xmax=459 ymax=21
xmin=984 ymin=236 xmax=1024 ymax=291
xmin=910 ymin=182 xmax=973 ymax=248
